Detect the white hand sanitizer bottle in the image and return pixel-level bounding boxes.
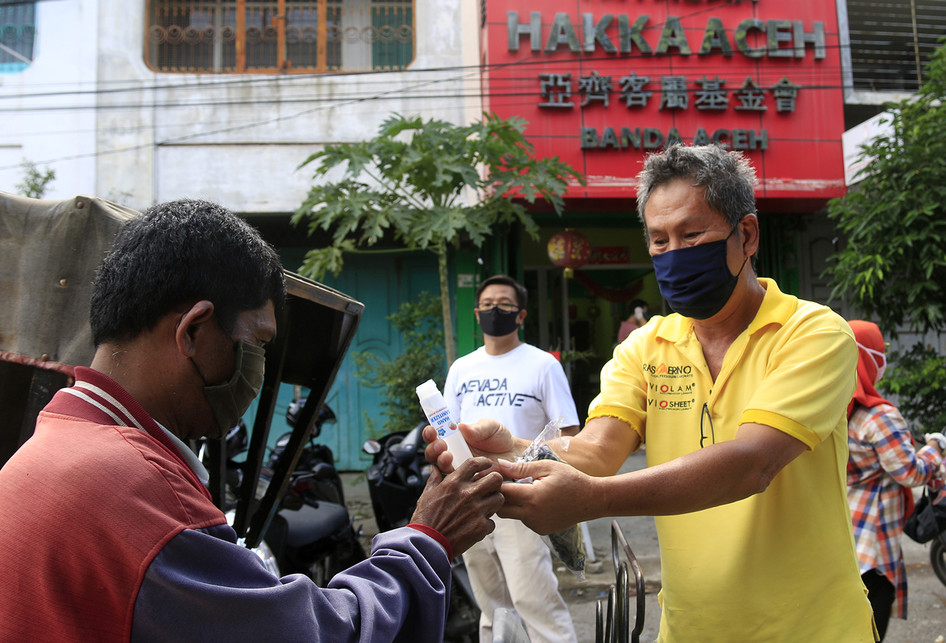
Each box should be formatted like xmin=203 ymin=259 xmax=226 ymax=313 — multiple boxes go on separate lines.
xmin=416 ymin=379 xmax=473 ymax=467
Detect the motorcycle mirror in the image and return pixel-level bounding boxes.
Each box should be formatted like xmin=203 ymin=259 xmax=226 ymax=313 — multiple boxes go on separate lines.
xmin=362 ymin=440 xmax=381 ymax=455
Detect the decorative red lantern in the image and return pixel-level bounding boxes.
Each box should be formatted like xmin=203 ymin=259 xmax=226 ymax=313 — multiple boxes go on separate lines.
xmin=547 ymin=229 xmax=590 ymax=278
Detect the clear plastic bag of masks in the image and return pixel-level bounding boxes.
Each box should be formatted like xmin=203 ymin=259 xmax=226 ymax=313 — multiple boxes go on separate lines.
xmin=515 ymin=417 xmax=587 ymax=579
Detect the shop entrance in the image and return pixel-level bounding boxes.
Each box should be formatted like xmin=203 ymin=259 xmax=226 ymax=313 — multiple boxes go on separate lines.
xmin=523 ymin=265 xmax=656 ymax=423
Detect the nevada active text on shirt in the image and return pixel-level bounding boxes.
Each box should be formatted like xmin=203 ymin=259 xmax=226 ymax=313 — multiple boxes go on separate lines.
xmin=457 ymin=378 xmax=541 ymax=408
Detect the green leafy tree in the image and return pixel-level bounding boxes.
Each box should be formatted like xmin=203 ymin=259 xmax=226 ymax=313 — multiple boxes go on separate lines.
xmin=825 ymin=41 xmax=946 ymax=334
xmin=351 ymin=292 xmax=444 ymax=432
xmin=880 ymin=343 xmax=946 ymax=435
xmin=292 ymin=112 xmax=584 ymax=365
xmin=824 ymin=39 xmax=946 ymax=433
xmin=16 ymin=159 xmax=56 ymax=198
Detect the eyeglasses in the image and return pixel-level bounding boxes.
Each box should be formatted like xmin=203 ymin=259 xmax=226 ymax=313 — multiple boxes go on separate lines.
xmin=476 ymin=301 xmax=520 ymax=313
xmin=700 ymin=402 xmax=715 ymax=449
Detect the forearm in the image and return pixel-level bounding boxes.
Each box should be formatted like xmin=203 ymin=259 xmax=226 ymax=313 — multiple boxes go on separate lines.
xmin=560 ymin=424 xmax=580 ymax=437
xmin=498 ymin=423 xmax=805 ymax=534
xmin=456 ymin=417 xmax=637 ymax=477
xmin=552 ymin=416 xmax=641 ymax=477
xmin=134 ymin=526 xmax=450 ymax=642
xmin=593 ymin=428 xmax=802 ymax=518
xmin=551 ymin=435 xmax=629 ymax=476
xmin=891 ymin=443 xmax=944 ymax=487
xmin=872 ymin=415 xmax=944 ymax=487
xmin=593 ymin=447 xmax=754 ymax=517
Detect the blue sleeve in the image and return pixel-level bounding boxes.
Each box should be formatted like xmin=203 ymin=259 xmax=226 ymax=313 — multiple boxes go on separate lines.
xmin=132 ymin=524 xmax=450 ymax=642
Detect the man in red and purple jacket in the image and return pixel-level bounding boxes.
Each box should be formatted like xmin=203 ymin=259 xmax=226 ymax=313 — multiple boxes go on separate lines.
xmin=0 ymin=199 xmax=503 ymax=642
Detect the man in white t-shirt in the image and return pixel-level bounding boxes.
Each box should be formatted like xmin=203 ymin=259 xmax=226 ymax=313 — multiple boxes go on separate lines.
xmin=444 ymin=274 xmax=579 ymax=643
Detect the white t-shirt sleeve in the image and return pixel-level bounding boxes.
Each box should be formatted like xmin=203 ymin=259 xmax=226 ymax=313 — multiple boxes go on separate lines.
xmin=541 ymin=357 xmax=580 ymax=428
xmin=443 ymin=364 xmax=461 ymax=422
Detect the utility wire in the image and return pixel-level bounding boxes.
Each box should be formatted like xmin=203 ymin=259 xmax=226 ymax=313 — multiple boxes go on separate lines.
xmin=0 ymin=64 xmax=484 ymax=169
xmin=0 ymin=39 xmax=871 ymax=102
xmin=0 ymin=2 xmax=926 ymax=169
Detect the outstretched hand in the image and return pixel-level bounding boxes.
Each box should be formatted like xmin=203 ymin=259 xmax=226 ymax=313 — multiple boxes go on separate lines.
xmin=422 ymin=419 xmax=523 ymax=473
xmin=410 ymin=457 xmax=504 ymax=557
xmin=495 ymin=458 xmax=598 ymax=535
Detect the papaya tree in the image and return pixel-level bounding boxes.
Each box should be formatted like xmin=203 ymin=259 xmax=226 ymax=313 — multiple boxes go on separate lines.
xmin=292 ymin=112 xmax=584 ymax=365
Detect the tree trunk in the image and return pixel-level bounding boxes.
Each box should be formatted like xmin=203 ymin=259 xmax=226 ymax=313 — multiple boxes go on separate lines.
xmin=436 ymin=242 xmax=456 ymax=368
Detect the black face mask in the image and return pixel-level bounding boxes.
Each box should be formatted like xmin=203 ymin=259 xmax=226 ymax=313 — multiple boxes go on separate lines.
xmin=478 ymin=307 xmax=521 ymax=337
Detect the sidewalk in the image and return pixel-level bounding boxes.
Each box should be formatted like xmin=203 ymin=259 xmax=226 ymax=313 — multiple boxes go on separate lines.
xmin=555 ymin=455 xmax=946 ymax=642
xmin=341 ymin=452 xmax=946 ymax=642
xmin=340 ymin=451 xmax=663 ymax=640
xmin=555 ymin=452 xmax=661 ymax=641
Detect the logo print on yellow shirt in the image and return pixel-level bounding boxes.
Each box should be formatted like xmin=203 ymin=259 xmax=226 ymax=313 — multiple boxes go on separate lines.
xmin=642 ymin=362 xmax=693 ymax=377
xmin=644 ymin=361 xmax=696 ymax=411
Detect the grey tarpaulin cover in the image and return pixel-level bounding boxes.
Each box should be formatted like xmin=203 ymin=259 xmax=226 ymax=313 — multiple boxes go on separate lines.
xmin=0 ymin=192 xmax=138 ymax=368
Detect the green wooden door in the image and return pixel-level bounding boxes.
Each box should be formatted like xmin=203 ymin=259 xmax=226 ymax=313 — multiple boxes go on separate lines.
xmin=298 ymin=251 xmax=440 ymax=470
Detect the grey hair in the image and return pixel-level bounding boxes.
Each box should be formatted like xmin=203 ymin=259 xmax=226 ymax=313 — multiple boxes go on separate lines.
xmin=635 ymin=145 xmax=757 ymax=234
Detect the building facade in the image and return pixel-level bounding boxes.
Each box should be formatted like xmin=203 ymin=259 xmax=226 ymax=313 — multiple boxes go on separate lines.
xmin=471 ymin=0 xmax=945 ymax=415
xmin=0 ymin=0 xmax=484 ymax=468
xmin=2 ymin=0 xmax=943 ymax=463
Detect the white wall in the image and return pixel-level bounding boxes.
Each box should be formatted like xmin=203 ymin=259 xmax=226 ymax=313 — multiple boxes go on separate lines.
xmin=0 ymin=0 xmax=100 ymax=199
xmin=1 ymin=0 xmax=481 ymax=213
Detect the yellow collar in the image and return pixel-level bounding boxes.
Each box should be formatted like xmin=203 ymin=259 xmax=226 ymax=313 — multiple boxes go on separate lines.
xmin=654 ymin=278 xmax=798 ymax=343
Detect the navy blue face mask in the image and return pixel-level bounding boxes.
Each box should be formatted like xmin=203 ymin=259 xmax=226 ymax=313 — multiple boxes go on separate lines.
xmin=651 ymin=227 xmax=746 ymax=320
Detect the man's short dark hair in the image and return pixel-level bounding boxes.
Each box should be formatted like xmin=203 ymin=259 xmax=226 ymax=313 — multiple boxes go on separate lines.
xmin=90 ymin=199 xmax=286 ymax=346
xmin=475 ymin=275 xmax=528 ymax=310
xmin=636 ymin=144 xmax=757 ymax=234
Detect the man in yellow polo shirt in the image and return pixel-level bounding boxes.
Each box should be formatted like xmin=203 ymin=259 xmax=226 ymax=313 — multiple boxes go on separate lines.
xmin=425 ymin=144 xmax=876 ymax=641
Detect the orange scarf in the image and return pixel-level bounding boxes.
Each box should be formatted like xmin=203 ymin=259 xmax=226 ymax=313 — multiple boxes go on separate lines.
xmin=846 ymin=320 xmax=913 ymax=517
xmin=847 ymin=320 xmax=893 ymax=418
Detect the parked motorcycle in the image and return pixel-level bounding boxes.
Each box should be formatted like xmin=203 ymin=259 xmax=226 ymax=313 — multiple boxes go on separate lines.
xmin=931 ymin=533 xmax=946 ymax=587
xmin=263 ymin=398 xmax=367 ymax=584
xmin=201 ymin=422 xmax=281 ymax=577
xmin=924 ymin=487 xmax=946 ymax=587
xmin=363 ymin=423 xmax=481 ymax=642
xmin=902 ymin=484 xmax=946 ymax=589
xmin=203 ymin=401 xmax=366 ymax=585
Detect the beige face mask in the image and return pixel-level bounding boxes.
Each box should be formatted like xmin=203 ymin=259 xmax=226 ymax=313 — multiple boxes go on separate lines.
xmin=194 ymin=341 xmax=266 ymax=433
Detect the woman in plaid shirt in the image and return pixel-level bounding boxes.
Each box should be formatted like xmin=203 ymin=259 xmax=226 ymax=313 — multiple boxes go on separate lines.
xmin=846 ymin=320 xmax=945 ymax=640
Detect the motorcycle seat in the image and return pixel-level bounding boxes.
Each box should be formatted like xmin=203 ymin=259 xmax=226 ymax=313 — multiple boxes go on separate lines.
xmin=282 ymin=501 xmax=350 ymax=547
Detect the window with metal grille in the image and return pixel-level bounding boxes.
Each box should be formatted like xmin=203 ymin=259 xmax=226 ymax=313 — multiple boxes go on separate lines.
xmin=145 ymin=0 xmax=413 ymax=73
xmin=0 ymin=1 xmax=35 ymax=73
xmin=845 ymin=0 xmax=946 ymax=92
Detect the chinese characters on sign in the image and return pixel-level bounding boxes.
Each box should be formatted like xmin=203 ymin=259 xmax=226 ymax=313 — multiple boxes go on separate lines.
xmin=485 ymin=3 xmax=847 ymax=197
xmin=539 ymin=72 xmax=800 ymax=113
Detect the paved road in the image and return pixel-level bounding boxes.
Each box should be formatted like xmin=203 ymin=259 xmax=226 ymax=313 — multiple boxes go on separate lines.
xmin=555 ymin=452 xmax=946 ymax=642
xmin=343 ymin=451 xmax=946 ymax=641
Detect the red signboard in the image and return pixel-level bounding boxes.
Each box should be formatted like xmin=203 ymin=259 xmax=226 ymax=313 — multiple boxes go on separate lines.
xmin=482 ymin=0 xmax=847 ymax=204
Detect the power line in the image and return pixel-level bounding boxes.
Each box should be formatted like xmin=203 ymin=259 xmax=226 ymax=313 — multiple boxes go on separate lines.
xmin=0 ymin=56 xmax=871 ymax=114
xmin=0 ymin=55 xmax=877 ymax=165
xmin=0 ymin=39 xmax=876 ymax=103
xmin=0 ymin=6 xmax=923 ymax=170
xmin=0 ymin=75 xmax=863 ymax=172
xmin=0 ymin=67 xmax=484 ymax=169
